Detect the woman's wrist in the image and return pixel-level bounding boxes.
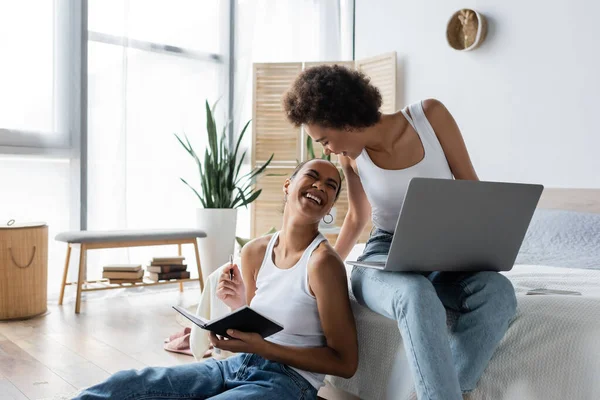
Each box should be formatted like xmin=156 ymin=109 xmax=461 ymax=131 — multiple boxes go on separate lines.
xmin=256 ymin=339 xmax=275 ymax=359
xmin=230 ymin=299 xmax=246 ymax=310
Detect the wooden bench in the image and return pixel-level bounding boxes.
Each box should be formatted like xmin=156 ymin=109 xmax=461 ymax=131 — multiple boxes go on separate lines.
xmin=55 ymin=229 xmax=207 ymax=313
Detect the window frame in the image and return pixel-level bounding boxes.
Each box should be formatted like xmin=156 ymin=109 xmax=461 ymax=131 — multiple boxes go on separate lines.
xmin=0 ymin=1 xmax=229 ymax=155
xmin=0 ymin=0 xmax=234 ymax=232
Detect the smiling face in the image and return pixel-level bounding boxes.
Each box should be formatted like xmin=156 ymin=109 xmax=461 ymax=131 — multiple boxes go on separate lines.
xmin=305 ymin=124 xmax=365 ymax=160
xmin=283 ymin=159 xmax=342 ymax=223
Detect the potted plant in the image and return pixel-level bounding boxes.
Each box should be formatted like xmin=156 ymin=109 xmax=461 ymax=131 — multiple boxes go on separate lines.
xmin=175 ymin=100 xmax=273 ymax=281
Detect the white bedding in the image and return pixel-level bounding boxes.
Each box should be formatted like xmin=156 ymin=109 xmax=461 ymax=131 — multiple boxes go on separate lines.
xmin=328 ymin=263 xmax=600 ymax=400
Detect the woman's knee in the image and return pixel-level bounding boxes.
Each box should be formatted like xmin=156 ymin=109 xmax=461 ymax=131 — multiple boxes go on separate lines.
xmin=391 ymin=274 xmax=445 ymax=317
xmin=472 ymin=272 xmax=517 ymax=317
xmin=76 ymin=368 xmax=143 ymax=399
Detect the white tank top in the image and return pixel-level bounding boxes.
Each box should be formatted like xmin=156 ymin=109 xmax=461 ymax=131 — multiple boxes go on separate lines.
xmin=355 ymin=101 xmax=453 ymax=232
xmin=250 ymin=231 xmax=328 ymax=389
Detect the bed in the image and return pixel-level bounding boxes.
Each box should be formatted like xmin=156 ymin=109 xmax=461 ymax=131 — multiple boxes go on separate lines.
xmin=327 ymin=188 xmax=600 ymax=400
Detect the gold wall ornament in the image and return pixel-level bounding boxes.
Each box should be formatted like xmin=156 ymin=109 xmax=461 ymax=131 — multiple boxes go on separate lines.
xmin=446 ymin=9 xmax=488 ymax=51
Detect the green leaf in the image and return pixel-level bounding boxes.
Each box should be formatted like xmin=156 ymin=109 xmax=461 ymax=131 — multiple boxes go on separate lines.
xmin=233 ymin=120 xmax=251 ymax=162
xmin=174 ymin=133 xmax=191 ymax=154
xmin=233 ymin=149 xmax=248 ymax=184
xmin=241 ymin=189 xmax=262 ymax=207
xmin=235 ymin=226 xmax=277 ymax=249
xmin=235 ymin=236 xmax=252 ymax=248
xmin=205 ymin=101 xmax=218 ymax=160
xmin=247 ymin=153 xmax=274 ymax=181
xmin=180 ymin=178 xmax=206 ymax=208
xmin=230 ymin=183 xmax=254 ymax=208
xmin=175 ymin=98 xmax=272 ymax=209
xmin=307 ymin=135 xmax=315 ymax=159
xmin=233 ymin=186 xmax=250 ymax=209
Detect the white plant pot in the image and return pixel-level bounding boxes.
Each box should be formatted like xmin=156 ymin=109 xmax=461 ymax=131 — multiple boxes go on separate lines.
xmin=196 ymin=208 xmax=238 ymax=284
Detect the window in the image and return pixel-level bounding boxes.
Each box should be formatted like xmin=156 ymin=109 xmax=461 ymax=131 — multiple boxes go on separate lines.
xmin=0 ymin=1 xmax=83 ymax=296
xmin=85 ymin=0 xmax=229 ymax=271
xmin=0 ymin=0 xmax=74 ymax=150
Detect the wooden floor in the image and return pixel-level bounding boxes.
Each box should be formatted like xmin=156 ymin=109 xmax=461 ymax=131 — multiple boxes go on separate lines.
xmin=0 ymin=285 xmax=358 ymax=400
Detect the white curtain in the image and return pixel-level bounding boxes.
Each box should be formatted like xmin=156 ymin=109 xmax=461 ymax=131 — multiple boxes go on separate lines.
xmin=86 ymin=0 xmax=228 ymax=279
xmin=0 ymin=1 xmax=74 ymax=298
xmin=85 ymin=0 xmax=353 ymax=278
xmin=234 ymin=0 xmax=354 ymax=238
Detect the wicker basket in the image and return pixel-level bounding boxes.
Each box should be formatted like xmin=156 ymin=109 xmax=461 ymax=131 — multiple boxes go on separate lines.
xmin=446 ymin=9 xmax=488 ymax=51
xmin=0 ymin=222 xmax=48 ymax=320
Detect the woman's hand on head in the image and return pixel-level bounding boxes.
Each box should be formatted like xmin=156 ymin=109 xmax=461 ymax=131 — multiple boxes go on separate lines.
xmin=216 ymin=263 xmax=247 ymax=310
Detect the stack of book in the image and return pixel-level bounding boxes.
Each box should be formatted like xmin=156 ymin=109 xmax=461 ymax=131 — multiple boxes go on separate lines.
xmin=102 ymin=264 xmax=144 ymax=284
xmin=147 ymin=256 xmax=190 ymax=281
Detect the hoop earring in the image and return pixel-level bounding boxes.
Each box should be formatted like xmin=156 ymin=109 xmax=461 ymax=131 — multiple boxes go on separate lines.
xmin=322 ymin=213 xmax=334 ymax=224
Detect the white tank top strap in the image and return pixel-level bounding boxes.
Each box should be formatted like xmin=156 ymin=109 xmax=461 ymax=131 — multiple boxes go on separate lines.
xmin=304 ymin=232 xmax=327 ymax=259
xmin=408 ymin=101 xmax=446 ymax=155
xmin=257 ymin=232 xmax=280 ymax=273
xmin=266 ymin=231 xmax=280 ymax=256
xmin=400 ymin=107 xmax=417 ymax=131
xmin=301 ymin=233 xmax=327 ymax=297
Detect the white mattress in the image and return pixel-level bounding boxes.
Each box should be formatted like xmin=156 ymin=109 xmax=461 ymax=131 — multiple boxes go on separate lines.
xmin=328 ymin=263 xmax=600 ymax=400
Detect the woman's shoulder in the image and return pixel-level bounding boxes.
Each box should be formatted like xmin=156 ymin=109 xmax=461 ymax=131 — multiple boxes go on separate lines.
xmin=308 ymin=241 xmax=346 ymax=274
xmin=419 ymin=98 xmax=450 ymax=120
xmin=240 ymin=234 xmax=273 ymax=265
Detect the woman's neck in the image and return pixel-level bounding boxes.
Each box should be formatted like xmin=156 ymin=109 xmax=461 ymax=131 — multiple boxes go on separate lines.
xmin=363 ymin=112 xmax=408 ymax=153
xmin=277 ymin=213 xmax=320 ymax=257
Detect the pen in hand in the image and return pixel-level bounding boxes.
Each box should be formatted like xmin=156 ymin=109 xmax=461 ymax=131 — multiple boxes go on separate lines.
xmin=215 ymin=254 xmax=234 ymax=354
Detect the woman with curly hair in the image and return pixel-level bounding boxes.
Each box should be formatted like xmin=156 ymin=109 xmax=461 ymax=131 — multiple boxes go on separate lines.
xmin=283 ymin=65 xmax=517 ymax=400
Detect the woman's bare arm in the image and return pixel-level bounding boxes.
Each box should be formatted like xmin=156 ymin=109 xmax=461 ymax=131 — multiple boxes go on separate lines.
xmin=259 ymin=248 xmax=358 ymax=378
xmin=334 ymin=156 xmax=372 ymax=261
xmin=423 ymin=98 xmax=479 ymax=181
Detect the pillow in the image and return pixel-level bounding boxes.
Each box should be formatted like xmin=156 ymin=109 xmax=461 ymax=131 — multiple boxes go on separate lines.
xmin=515 ymin=209 xmax=600 ymax=269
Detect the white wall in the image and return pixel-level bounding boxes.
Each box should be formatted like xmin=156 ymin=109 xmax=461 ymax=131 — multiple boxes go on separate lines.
xmin=356 ymin=0 xmax=600 ymax=188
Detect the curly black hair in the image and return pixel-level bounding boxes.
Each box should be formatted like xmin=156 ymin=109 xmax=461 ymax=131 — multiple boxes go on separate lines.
xmin=283 ymin=65 xmax=382 ymax=130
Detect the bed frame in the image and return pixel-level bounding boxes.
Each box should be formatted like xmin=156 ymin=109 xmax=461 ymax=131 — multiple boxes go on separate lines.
xmin=539 ymin=188 xmax=600 ymax=214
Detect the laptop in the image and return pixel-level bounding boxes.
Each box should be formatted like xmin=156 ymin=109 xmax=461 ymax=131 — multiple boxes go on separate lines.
xmin=347 ymin=178 xmax=543 ymax=272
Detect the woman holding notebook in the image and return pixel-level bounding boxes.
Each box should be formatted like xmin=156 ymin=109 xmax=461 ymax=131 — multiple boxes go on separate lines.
xmin=282 ymin=65 xmax=517 ymax=400
xmin=74 ymin=158 xmax=358 ymax=400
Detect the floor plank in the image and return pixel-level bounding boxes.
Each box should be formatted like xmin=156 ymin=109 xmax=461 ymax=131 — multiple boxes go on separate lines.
xmin=13 ymin=335 xmax=110 ymax=390
xmin=0 ymin=377 xmax=29 ymax=400
xmin=0 ymin=288 xmax=357 ymax=399
xmin=0 ymin=333 xmax=76 ymax=399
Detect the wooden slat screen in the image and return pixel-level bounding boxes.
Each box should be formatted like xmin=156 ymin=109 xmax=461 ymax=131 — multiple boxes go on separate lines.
xmin=251 ymin=167 xmax=294 ymax=237
xmin=355 ymin=52 xmax=397 ymax=114
xmin=253 ymin=63 xmax=303 ymax=165
xmin=251 ymin=54 xmax=397 ymax=243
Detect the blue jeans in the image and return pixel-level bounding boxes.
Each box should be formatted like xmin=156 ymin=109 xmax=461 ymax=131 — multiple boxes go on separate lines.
xmin=351 ymin=229 xmax=517 ymax=400
xmin=73 ymin=353 xmax=318 ymax=400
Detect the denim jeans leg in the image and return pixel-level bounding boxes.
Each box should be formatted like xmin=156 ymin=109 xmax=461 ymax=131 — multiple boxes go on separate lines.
xmin=430 ymin=271 xmax=517 ymax=392
xmin=351 ymin=265 xmax=462 ymax=400
xmin=351 ymin=228 xmax=462 ymax=400
xmin=73 ymin=355 xmax=246 ymax=400
xmin=211 ymin=354 xmax=318 ymax=400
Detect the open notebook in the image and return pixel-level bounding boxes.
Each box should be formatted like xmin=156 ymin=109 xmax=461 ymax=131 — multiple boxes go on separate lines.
xmin=173 ymin=305 xmax=283 ymax=339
